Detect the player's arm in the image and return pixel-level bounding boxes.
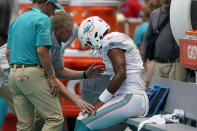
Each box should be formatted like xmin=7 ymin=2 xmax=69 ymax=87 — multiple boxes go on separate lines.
xmin=105 ymin=48 xmax=127 ymax=94
xmin=93 ymin=48 xmax=126 ymax=110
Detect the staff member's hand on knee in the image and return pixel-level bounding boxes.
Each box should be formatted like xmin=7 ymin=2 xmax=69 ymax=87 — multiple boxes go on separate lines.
xmin=75 ymin=99 xmax=95 ymax=116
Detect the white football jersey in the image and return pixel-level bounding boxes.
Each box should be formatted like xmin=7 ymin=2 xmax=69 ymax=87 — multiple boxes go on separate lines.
xmin=101 ymin=32 xmax=146 ymax=95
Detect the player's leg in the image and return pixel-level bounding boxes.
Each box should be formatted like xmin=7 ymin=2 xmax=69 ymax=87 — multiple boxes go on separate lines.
xmin=76 ymin=93 xmax=148 ymax=130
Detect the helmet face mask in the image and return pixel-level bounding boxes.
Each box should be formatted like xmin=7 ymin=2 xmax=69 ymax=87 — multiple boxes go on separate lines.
xmin=78 ymin=16 xmax=110 ymax=55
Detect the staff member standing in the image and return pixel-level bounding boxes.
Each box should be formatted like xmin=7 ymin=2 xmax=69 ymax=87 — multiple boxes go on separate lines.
xmin=141 ymin=0 xmax=187 ymax=81
xmin=6 ymin=0 xmax=65 ymax=131
xmin=34 ymin=11 xmax=104 ymax=130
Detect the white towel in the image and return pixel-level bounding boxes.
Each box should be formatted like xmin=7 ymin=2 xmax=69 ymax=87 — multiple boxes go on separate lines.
xmin=138 ymin=109 xmax=184 ymax=131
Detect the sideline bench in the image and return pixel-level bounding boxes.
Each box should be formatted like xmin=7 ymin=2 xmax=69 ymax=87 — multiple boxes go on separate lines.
xmin=124 ymin=76 xmax=197 ymax=131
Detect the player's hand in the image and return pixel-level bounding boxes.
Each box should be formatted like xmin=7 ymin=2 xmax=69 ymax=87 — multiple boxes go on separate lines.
xmin=75 ymin=98 xmax=95 ymax=116
xmin=86 ymin=63 xmax=105 ymax=78
xmin=92 ymin=99 xmax=104 ymax=115
xmin=49 ymin=77 xmax=60 ymax=97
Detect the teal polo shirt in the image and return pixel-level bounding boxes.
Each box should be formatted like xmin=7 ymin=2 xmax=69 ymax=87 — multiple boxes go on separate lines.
xmin=7 ymin=7 xmax=52 ymax=65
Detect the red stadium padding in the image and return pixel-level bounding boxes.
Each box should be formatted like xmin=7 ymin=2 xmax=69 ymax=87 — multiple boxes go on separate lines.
xmin=60 ymin=97 xmax=81 ymax=117
xmin=180 ymin=38 xmax=197 ymax=70
xmin=19 ymin=4 xmax=32 ymax=13
xmin=60 ymin=79 xmax=81 ymax=117
xmin=2 ymin=113 xmax=17 ymax=131
xmin=63 ymin=56 xmax=104 ymax=70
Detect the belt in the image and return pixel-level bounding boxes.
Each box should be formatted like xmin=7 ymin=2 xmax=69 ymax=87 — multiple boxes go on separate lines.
xmin=10 ymin=64 xmax=41 ymax=69
xmin=154 ymin=58 xmax=176 ymax=63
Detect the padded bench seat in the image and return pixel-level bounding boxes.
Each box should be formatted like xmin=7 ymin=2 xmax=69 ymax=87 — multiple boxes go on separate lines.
xmin=124 ymin=117 xmax=197 ymax=131
xmin=123 ymin=76 xmax=197 ymax=131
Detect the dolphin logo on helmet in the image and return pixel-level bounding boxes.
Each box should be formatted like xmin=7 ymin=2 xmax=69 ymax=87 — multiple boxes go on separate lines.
xmin=83 ymin=19 xmax=94 ymax=34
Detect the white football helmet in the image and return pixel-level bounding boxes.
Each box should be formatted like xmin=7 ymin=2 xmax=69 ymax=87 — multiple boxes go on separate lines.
xmin=78 ymin=16 xmax=110 ymax=55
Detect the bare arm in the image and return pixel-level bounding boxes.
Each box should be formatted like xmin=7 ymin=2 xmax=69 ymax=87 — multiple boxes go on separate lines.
xmin=37 ymin=46 xmax=95 ymax=112
xmin=55 ymin=64 xmax=105 ymax=80
xmin=37 ymin=46 xmax=55 ymax=79
xmin=57 ymin=79 xmax=94 ymax=114
xmin=55 ymin=67 xmax=82 ymax=80
xmin=37 ymin=46 xmax=59 ymax=96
